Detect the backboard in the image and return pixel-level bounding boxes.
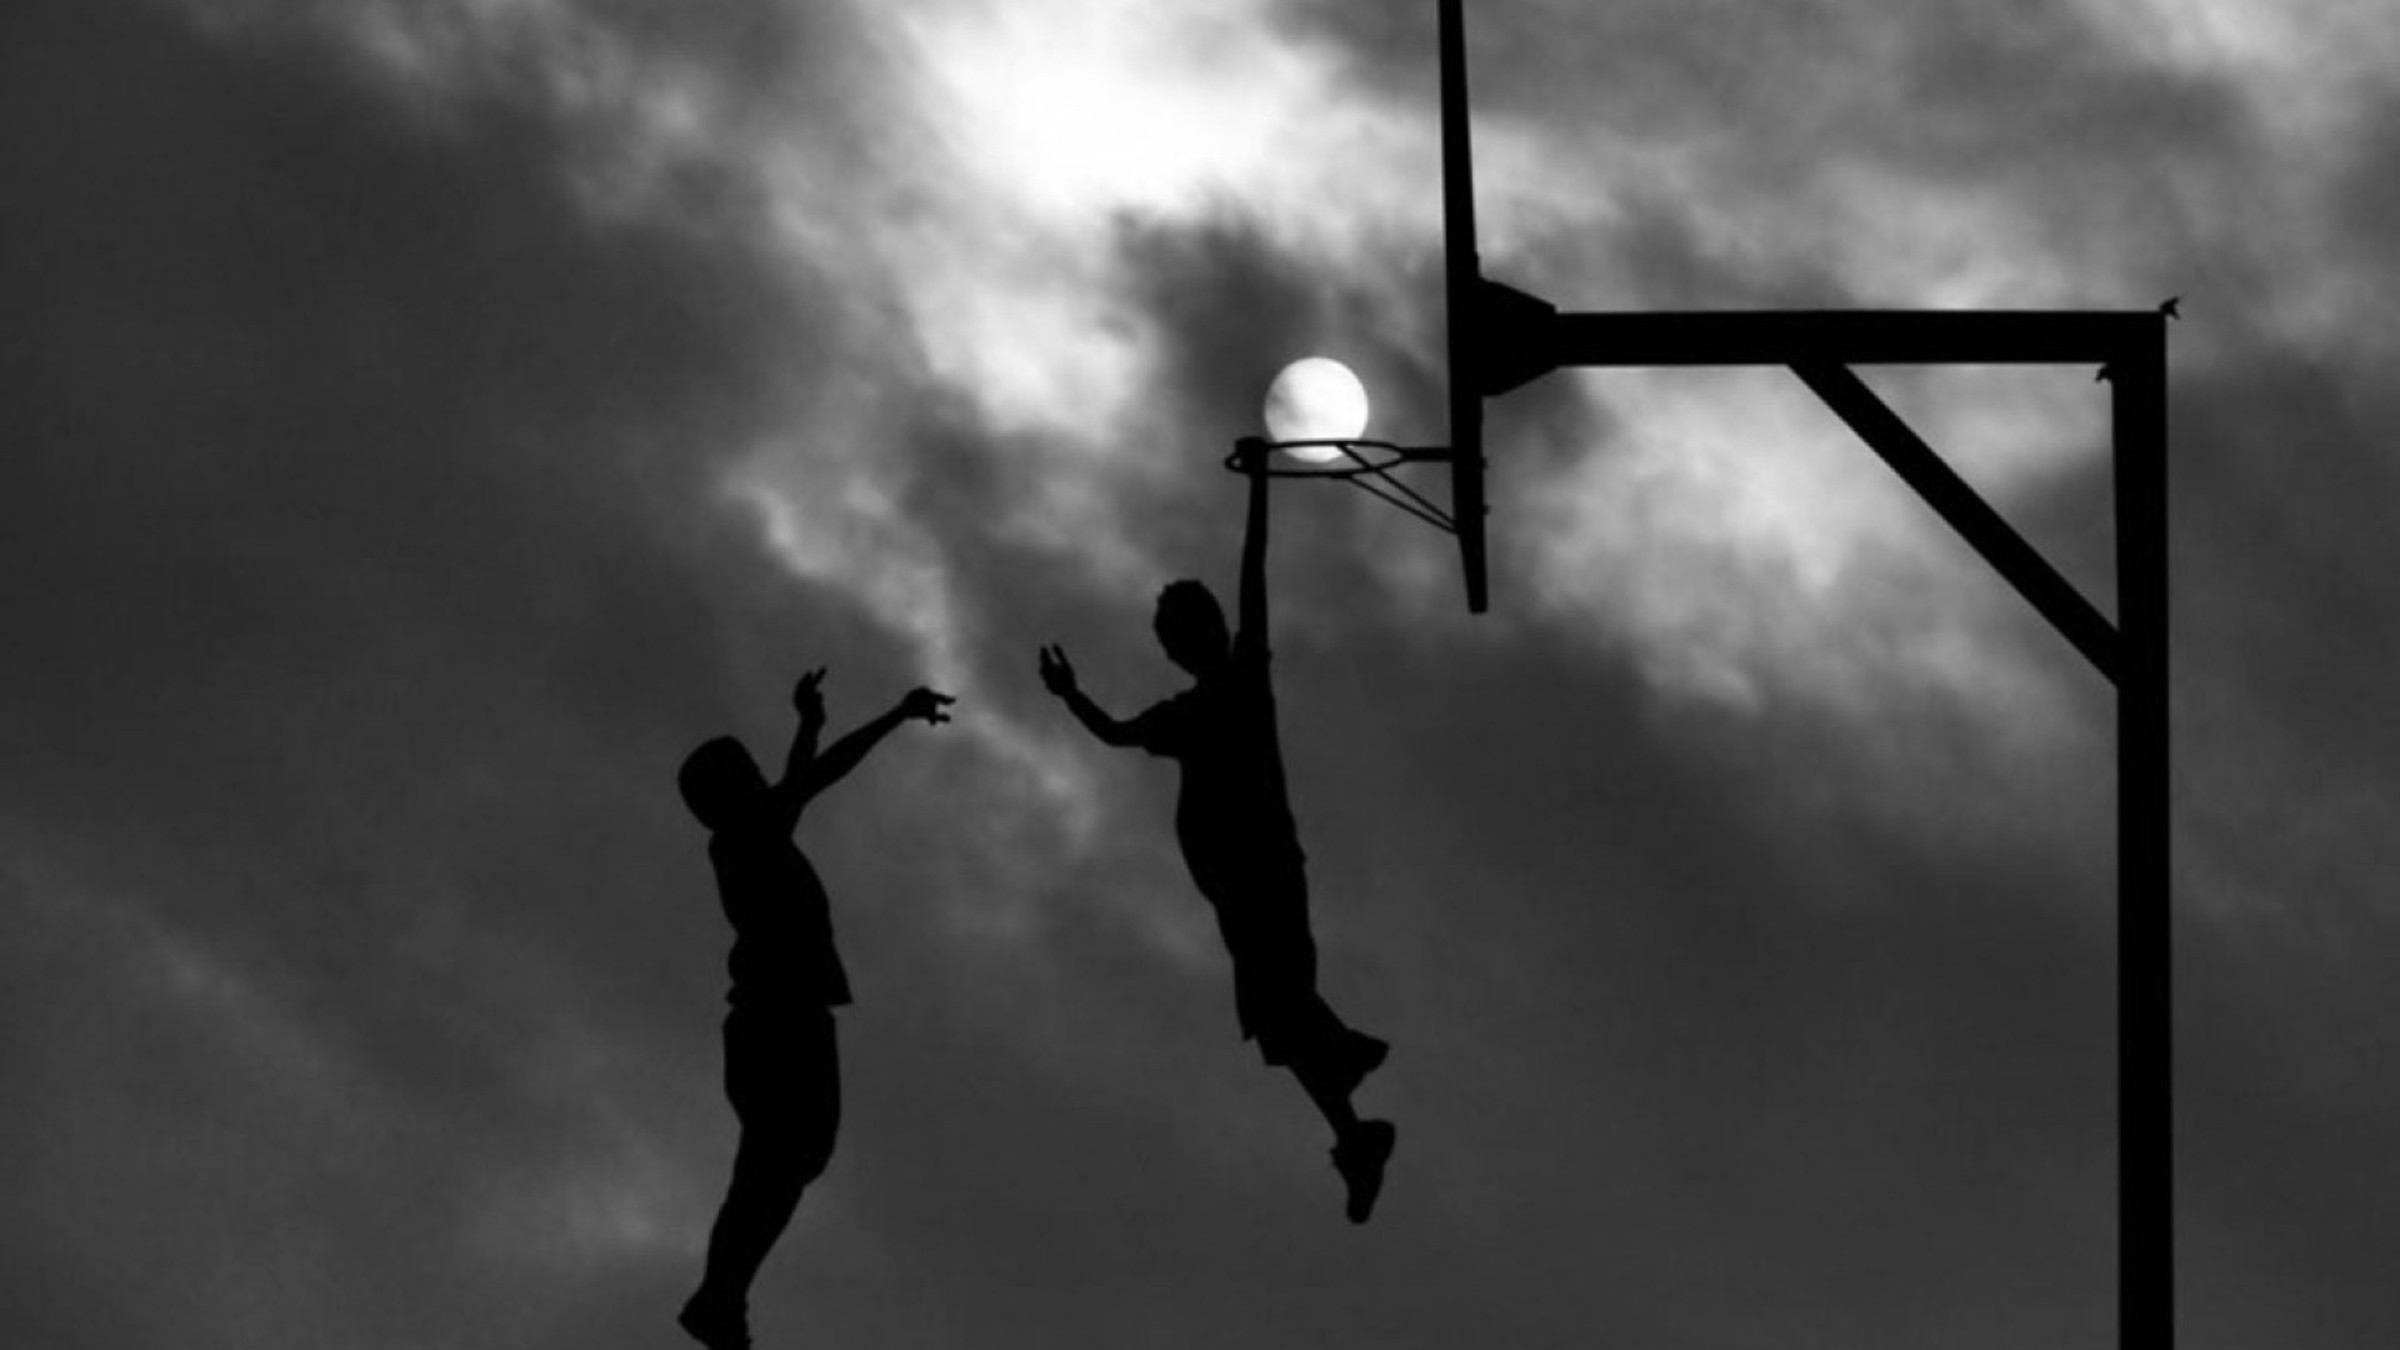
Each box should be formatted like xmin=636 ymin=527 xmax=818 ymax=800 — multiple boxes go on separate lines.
xmin=1439 ymin=0 xmax=1488 ymax=613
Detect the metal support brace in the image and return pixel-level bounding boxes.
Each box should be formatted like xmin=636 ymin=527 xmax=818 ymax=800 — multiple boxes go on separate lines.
xmin=1790 ymin=361 xmax=2121 ymax=682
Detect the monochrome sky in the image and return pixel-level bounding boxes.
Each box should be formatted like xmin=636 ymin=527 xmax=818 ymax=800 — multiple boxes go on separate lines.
xmin=6 ymin=1 xmax=2398 ymax=1346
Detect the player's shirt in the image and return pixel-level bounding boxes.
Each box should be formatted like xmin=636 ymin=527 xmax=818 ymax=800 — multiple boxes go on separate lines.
xmin=709 ymin=824 xmax=853 ymax=1011
xmin=1127 ymin=641 xmax=1306 ymax=903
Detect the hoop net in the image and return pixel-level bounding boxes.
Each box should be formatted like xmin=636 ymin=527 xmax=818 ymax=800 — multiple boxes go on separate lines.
xmin=1226 ymin=437 xmax=1461 ymax=535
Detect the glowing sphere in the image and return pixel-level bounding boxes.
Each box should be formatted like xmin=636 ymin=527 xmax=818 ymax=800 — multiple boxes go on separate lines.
xmin=1262 ymin=357 xmax=1370 ymax=463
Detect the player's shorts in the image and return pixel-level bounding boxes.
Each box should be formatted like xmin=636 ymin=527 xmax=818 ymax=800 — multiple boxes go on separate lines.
xmin=1202 ymin=872 xmax=1353 ymax=1068
xmin=722 ymin=1003 xmax=840 ymax=1173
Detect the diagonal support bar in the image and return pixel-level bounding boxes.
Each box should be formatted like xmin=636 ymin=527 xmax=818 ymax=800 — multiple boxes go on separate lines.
xmin=1791 ymin=361 xmax=2121 ymax=683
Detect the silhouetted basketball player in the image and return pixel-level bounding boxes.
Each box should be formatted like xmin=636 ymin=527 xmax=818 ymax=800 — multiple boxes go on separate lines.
xmin=1039 ymin=440 xmax=1395 ymax=1222
xmin=677 ymin=670 xmax=954 ymax=1350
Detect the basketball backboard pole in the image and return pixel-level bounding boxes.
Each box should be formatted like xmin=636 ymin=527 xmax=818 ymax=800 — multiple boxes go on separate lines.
xmin=1439 ymin=0 xmax=1486 ymax=612
xmin=1476 ymin=283 xmax=2175 ymax=1350
xmin=1436 ymin=0 xmax=2172 ymax=1344
xmin=2112 ymin=339 xmax=2171 ymax=1350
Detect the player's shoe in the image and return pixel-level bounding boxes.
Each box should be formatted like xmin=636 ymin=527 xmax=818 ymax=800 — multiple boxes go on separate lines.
xmin=1332 ymin=1118 xmax=1397 ymax=1224
xmin=1333 ymin=1030 xmax=1390 ymax=1097
xmin=677 ymin=1292 xmax=751 ymax=1350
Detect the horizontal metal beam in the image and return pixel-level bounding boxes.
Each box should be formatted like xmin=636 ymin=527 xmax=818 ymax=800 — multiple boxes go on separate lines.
xmin=1531 ymin=309 xmax=2154 ymax=371
xmin=1792 ymin=362 xmax=2121 ymax=682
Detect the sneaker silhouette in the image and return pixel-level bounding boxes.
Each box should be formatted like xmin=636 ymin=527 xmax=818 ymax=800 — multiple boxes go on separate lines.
xmin=677 ymin=1293 xmax=750 ymax=1350
xmin=1333 ymin=1030 xmax=1389 ymax=1098
xmin=1332 ymin=1119 xmax=1397 ymax=1223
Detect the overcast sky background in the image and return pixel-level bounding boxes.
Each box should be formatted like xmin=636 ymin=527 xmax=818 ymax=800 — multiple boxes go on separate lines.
xmin=6 ymin=0 xmax=2399 ymax=1346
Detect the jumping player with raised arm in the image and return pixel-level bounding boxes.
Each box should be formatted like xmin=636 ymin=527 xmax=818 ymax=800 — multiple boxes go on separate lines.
xmin=1039 ymin=439 xmax=1396 ymax=1222
xmin=677 ymin=669 xmax=954 ymax=1350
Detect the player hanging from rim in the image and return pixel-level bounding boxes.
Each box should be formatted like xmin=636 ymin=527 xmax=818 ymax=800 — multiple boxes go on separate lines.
xmin=677 ymin=669 xmax=954 ymax=1350
xmin=1039 ymin=439 xmax=1396 ymax=1223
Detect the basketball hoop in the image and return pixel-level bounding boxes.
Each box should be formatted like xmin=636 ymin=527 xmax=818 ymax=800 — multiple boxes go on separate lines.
xmin=1227 ymin=436 xmax=1464 ymax=536
xmin=1233 ymin=335 xmax=1485 ymax=604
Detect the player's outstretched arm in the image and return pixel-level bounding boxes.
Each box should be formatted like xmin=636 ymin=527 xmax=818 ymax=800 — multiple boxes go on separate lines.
xmin=765 ymin=667 xmax=830 ymax=829
xmin=1040 ymin=645 xmax=1138 ymax=747
xmin=790 ymin=686 xmax=954 ymax=808
xmin=1234 ymin=439 xmax=1270 ymax=658
xmin=784 ymin=668 xmax=828 ymax=777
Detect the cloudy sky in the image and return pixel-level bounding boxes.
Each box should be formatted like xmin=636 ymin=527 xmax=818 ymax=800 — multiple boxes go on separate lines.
xmin=7 ymin=0 xmax=2399 ymax=1346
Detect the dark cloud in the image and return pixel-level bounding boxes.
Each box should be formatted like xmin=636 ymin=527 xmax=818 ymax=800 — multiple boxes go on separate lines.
xmin=0 ymin=4 xmax=854 ymax=1344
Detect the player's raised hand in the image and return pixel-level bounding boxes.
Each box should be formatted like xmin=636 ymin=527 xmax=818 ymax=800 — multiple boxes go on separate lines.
xmin=1037 ymin=645 xmax=1079 ymax=698
xmin=793 ymin=667 xmax=827 ymax=723
xmin=899 ymin=687 xmax=956 ymax=726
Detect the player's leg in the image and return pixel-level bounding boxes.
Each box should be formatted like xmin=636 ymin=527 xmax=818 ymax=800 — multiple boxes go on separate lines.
xmin=1326 ymin=1013 xmax=1390 ymax=1098
xmin=1273 ymin=993 xmax=1362 ymax=1137
xmin=683 ymin=1010 xmax=841 ymax=1348
xmin=1252 ymin=983 xmax=1398 ymax=1223
xmin=1216 ymin=875 xmax=1397 ymax=1221
xmin=1225 ymin=898 xmax=1387 ymax=1128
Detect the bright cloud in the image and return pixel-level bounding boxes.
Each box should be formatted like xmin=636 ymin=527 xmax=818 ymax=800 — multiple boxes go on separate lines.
xmin=1521 ymin=367 xmax=2093 ymax=736
xmin=165 ymin=0 xmax=2285 ymax=804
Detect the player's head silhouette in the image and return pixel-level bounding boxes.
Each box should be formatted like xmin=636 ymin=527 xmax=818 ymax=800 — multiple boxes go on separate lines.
xmin=1154 ymin=579 xmax=1230 ymax=676
xmin=678 ymin=736 xmax=767 ymax=831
